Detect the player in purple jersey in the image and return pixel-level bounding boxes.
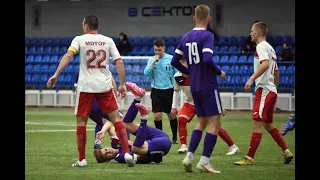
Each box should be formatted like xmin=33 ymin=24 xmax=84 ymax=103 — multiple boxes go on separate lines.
xmin=73 ymin=70 xmax=127 ymax=149
xmin=93 ymin=82 xmax=172 ymax=165
xmin=171 ymin=5 xmax=226 ymax=174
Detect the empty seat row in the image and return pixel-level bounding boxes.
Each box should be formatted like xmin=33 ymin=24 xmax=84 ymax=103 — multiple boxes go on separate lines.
xmin=25 ymin=35 xmax=295 ymax=47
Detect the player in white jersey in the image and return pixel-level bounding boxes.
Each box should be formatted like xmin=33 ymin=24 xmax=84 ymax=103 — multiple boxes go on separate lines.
xmin=171 ymin=58 xmax=239 ymax=155
xmin=234 ymin=21 xmax=293 ymax=165
xmin=46 ymin=15 xmax=135 ymax=168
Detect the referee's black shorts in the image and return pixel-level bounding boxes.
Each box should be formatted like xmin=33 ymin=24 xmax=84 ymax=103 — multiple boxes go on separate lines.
xmin=150 ymin=88 xmax=174 ymax=114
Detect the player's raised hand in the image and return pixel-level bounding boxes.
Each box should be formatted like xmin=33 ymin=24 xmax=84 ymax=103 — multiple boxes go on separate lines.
xmin=47 ymin=75 xmax=58 ymax=88
xmin=220 ymin=70 xmax=226 ymax=82
xmin=118 ymin=84 xmax=127 ymax=99
xmin=96 ymin=131 xmax=105 ymax=141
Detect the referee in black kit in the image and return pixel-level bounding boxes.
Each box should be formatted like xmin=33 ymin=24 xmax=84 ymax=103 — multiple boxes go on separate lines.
xmin=144 ymin=39 xmax=179 ymax=144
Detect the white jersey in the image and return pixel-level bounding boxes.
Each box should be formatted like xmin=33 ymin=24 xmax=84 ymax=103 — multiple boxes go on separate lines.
xmin=68 ymin=34 xmax=121 ymax=93
xmin=254 ymin=41 xmax=278 ymax=93
xmin=172 ymin=72 xmax=193 ymax=108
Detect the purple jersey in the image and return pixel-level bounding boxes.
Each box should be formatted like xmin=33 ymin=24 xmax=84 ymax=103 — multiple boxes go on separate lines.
xmin=115 ymin=126 xmax=171 ymax=164
xmin=172 ymin=28 xmax=221 ymax=92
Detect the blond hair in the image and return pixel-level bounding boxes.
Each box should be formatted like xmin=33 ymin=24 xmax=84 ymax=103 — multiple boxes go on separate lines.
xmin=254 ymin=22 xmax=268 ymax=36
xmin=195 ymin=5 xmax=210 ymax=21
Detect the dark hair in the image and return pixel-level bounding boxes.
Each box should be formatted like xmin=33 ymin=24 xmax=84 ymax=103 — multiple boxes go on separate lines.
xmin=84 ymin=15 xmax=99 ymax=30
xmin=153 ymin=39 xmax=165 ymax=47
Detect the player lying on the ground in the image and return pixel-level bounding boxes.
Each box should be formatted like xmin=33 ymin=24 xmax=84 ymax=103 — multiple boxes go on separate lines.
xmin=281 ymin=114 xmax=295 ymax=136
xmin=93 ymin=83 xmax=172 ymax=165
xmin=74 ymin=70 xmax=127 ymax=149
xmin=171 ymin=58 xmax=239 ymax=155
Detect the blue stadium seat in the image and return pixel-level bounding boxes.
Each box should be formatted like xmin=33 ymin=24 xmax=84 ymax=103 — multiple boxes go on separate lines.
xmin=52 ymin=38 xmax=61 ymax=46
xmin=49 ymin=46 xmax=60 ymax=55
xmin=237 ymin=36 xmax=246 ymax=45
xmin=48 ymin=64 xmax=57 ymax=73
xmin=266 ymin=36 xmax=274 ymax=45
xmin=140 ymin=46 xmax=150 ymax=56
xmin=26 ymin=55 xmax=35 ymax=64
xmin=49 ymin=55 xmax=59 ymax=64
xmin=29 ymin=38 xmax=37 ymax=46
xmin=228 ymin=36 xmax=237 ymax=45
xmin=231 ymin=47 xmax=241 ymax=55
xmin=274 ymin=36 xmax=284 ymax=46
xmin=65 ymin=65 xmax=73 ymax=73
xmin=25 ymin=64 xmax=33 ymax=73
xmin=216 ymin=46 xmax=228 ymax=55
xmin=229 ymin=55 xmax=238 ymax=62
xmin=33 ymin=47 xmax=44 ymax=55
xmin=31 ymin=74 xmax=40 ymax=85
xmin=43 ymin=46 xmax=52 ymax=55
xmin=213 ymin=55 xmax=220 ymax=63
xmin=40 ymin=64 xmax=49 ymax=74
xmin=141 ymin=36 xmax=152 ymax=46
xmin=25 ymin=73 xmax=32 ymax=86
xmin=247 ymin=55 xmax=254 ymax=62
xmin=167 ymin=36 xmax=177 ymax=46
xmin=220 ymin=55 xmax=229 ymax=63
xmin=133 ymin=37 xmax=142 ymax=46
xmin=59 ymin=46 xmax=67 ymax=55
xmin=238 ymin=55 xmax=247 ymax=62
xmin=32 ymin=64 xmax=41 ymax=73
xmin=44 ymin=38 xmax=53 ymax=46
xmin=217 ymin=36 xmax=228 ymax=46
xmin=34 ymin=55 xmax=43 ymax=64
xmin=239 ymin=65 xmax=248 ymax=73
xmin=25 ymin=37 xmax=30 ymax=46
xmin=41 ymin=55 xmax=51 ymax=64
xmin=73 ymin=55 xmax=80 ymax=64
xmin=36 ymin=38 xmax=45 ymax=46
xmin=274 ymin=46 xmax=282 ymax=55
xmin=283 ymin=36 xmax=294 ymax=46
xmin=213 ymin=46 xmax=219 ymax=53
xmin=26 ymin=46 xmax=36 ymax=55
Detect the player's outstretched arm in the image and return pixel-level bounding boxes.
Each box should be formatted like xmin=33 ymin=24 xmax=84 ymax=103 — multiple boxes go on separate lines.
xmin=274 ymin=70 xmax=280 ymax=88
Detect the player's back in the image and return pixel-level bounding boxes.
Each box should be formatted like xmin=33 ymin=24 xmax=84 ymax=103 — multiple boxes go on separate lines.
xmin=179 ymin=28 xmax=219 ymax=91
xmin=75 ymin=34 xmax=119 ymax=93
xmin=254 ymin=41 xmax=278 ymax=93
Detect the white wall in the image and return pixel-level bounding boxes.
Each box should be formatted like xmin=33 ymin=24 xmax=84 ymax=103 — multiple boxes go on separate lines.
xmin=25 ymin=0 xmax=295 ymax=37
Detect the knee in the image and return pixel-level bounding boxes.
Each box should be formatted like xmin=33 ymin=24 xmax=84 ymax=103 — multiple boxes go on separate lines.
xmin=252 ymin=120 xmax=263 ymax=132
xmin=154 ymin=113 xmax=162 ymax=120
xmin=178 ymin=116 xmax=188 ymax=125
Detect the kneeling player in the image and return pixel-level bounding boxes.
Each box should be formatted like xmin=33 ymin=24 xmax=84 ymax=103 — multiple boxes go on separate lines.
xmin=93 ymin=83 xmax=172 ymax=165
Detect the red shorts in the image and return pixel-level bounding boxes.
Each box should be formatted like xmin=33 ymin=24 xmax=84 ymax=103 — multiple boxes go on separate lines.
xmin=178 ymin=102 xmax=196 ymax=123
xmin=74 ymin=89 xmax=119 ymax=117
xmin=252 ymin=88 xmax=277 ymax=123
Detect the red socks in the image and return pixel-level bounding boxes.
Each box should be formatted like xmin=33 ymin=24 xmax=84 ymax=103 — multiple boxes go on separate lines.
xmin=247 ymin=132 xmax=262 ymax=159
xmin=76 ymin=126 xmax=86 ymax=161
xmin=218 ymin=127 xmax=234 ymax=147
xmin=178 ymin=117 xmax=188 ymax=145
xmin=269 ymin=128 xmax=288 ymax=151
xmin=114 ymin=121 xmax=130 ymax=154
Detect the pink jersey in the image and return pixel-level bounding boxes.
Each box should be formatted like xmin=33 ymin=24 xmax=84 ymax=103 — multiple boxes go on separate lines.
xmin=68 ymin=34 xmax=121 ymax=93
xmin=254 ymin=41 xmax=278 ymax=94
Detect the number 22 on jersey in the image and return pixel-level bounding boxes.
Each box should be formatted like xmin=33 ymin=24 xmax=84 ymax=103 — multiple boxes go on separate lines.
xmin=186 ymin=42 xmax=200 ymax=65
xmin=86 ymin=49 xmax=107 ymax=69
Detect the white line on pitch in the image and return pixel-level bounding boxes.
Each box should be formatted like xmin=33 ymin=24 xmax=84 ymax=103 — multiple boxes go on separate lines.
xmin=25 ymin=122 xmax=96 ymax=127
xmin=25 ymin=129 xmax=95 ymax=133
